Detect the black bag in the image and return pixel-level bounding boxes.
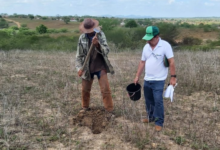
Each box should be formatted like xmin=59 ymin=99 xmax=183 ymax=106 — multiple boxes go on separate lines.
xmin=163 ymin=56 xmax=169 ymax=67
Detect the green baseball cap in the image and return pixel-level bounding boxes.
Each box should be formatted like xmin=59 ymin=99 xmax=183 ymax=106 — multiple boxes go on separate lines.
xmin=142 ymin=26 xmax=160 ymax=41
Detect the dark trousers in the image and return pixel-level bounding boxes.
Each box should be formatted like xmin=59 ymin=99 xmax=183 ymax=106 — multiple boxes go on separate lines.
xmin=144 ymin=80 xmax=165 ymax=126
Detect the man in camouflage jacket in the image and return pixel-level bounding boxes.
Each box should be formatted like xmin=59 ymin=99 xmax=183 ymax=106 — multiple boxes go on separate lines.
xmin=76 ymin=18 xmax=114 ymax=113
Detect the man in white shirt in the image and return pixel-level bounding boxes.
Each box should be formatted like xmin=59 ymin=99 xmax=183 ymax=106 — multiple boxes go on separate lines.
xmin=134 ymin=26 xmax=177 ymax=131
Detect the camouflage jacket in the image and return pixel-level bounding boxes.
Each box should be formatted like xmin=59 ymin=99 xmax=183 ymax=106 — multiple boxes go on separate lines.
xmin=75 ymin=31 xmax=114 ymax=81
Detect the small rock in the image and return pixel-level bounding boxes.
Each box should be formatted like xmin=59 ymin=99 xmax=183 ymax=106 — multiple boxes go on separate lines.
xmin=151 ymin=143 xmax=157 ymax=148
xmin=102 ymin=121 xmax=108 ymax=127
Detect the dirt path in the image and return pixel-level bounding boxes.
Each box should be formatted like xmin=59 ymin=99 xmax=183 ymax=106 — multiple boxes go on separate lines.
xmin=4 ymin=18 xmax=21 ymax=28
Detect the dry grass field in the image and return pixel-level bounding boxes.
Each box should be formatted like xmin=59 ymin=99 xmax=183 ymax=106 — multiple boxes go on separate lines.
xmin=9 ymin=18 xmax=80 ymax=30
xmin=176 ymin=28 xmax=219 ymax=43
xmin=0 ymin=49 xmax=220 ymax=150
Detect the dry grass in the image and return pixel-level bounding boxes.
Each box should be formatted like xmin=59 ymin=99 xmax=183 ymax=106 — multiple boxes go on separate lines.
xmin=0 ymin=49 xmax=220 ymax=150
xmin=176 ymin=28 xmax=219 ymax=43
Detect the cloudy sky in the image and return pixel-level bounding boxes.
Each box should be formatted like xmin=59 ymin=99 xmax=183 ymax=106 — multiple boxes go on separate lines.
xmin=1 ymin=0 xmax=220 ymax=17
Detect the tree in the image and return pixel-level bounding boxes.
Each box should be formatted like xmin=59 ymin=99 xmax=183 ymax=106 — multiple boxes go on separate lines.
xmin=63 ymin=17 xmax=70 ymax=24
xmin=36 ymin=24 xmax=47 ymax=34
xmin=125 ymin=20 xmax=138 ymax=28
xmin=42 ymin=17 xmax=48 ymax=20
xmin=0 ymin=15 xmax=2 ymax=18
xmin=28 ymin=14 xmax=35 ymax=20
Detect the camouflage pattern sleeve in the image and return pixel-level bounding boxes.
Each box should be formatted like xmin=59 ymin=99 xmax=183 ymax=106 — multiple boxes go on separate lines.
xmin=75 ymin=35 xmax=85 ymax=72
xmin=98 ymin=32 xmax=110 ymax=56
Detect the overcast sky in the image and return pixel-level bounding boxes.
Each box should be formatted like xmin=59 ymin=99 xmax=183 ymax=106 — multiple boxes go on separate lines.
xmin=1 ymin=0 xmax=220 ymax=18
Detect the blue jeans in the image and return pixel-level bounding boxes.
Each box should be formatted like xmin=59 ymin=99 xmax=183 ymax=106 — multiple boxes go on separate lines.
xmin=144 ymin=80 xmax=165 ymax=127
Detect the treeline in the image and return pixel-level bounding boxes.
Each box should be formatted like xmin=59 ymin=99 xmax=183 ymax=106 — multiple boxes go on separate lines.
xmin=0 ymin=17 xmax=220 ymax=51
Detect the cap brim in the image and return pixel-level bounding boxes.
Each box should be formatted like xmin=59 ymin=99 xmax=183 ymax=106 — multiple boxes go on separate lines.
xmin=142 ymin=34 xmax=154 ymax=41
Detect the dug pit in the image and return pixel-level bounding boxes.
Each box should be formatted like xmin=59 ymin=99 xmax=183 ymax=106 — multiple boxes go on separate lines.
xmin=73 ymin=107 xmax=115 ymax=134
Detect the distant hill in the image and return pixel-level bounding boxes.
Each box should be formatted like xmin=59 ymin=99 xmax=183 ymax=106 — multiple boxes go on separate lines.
xmin=99 ymin=15 xmax=152 ymax=19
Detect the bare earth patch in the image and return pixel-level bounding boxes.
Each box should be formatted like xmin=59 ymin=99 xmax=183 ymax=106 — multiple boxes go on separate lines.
xmin=73 ymin=107 xmax=114 ymax=134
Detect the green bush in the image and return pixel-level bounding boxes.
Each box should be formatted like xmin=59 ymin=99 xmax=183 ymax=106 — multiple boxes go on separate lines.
xmin=21 ymin=24 xmax=27 ymax=27
xmin=59 ymin=28 xmax=68 ymax=33
xmin=210 ymin=40 xmax=220 ymax=46
xmin=19 ymin=27 xmax=29 ymax=31
xmin=19 ymin=30 xmax=37 ymax=36
xmin=125 ymin=20 xmax=138 ymax=28
xmin=36 ymin=24 xmax=47 ymax=34
xmin=47 ymin=29 xmax=60 ymax=33
xmin=10 ymin=26 xmax=19 ymax=30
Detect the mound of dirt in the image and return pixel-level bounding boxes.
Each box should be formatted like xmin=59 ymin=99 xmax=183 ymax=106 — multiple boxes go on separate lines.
xmin=73 ymin=107 xmax=115 ymax=134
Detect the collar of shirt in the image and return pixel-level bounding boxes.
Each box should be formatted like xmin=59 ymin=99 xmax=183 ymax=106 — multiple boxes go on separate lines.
xmin=148 ymin=37 xmax=162 ymax=52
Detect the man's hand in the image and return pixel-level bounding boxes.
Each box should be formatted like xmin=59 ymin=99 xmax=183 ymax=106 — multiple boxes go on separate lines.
xmin=78 ymin=69 xmax=83 ymax=77
xmin=92 ymin=36 xmax=99 ymax=47
xmin=170 ymin=77 xmax=177 ymax=86
xmin=134 ymin=76 xmax=139 ymax=85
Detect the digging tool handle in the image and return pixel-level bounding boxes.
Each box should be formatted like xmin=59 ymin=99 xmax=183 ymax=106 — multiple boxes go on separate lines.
xmin=81 ymin=32 xmax=98 ymax=71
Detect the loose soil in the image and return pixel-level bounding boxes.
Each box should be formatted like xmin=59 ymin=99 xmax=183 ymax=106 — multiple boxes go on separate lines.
xmin=73 ymin=107 xmax=115 ymax=134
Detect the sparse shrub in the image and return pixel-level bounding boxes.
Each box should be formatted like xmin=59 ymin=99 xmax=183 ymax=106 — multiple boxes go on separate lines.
xmin=209 ymin=40 xmax=220 ymax=46
xmin=21 ymin=24 xmax=27 ymax=27
xmin=59 ymin=28 xmax=68 ymax=33
xmin=47 ymin=29 xmax=60 ymax=33
xmin=174 ymin=136 xmax=186 ymax=145
xmin=74 ymin=29 xmax=80 ymax=33
xmin=206 ymin=39 xmax=212 ymax=44
xmin=20 ymin=30 xmax=36 ymax=36
xmin=182 ymin=37 xmax=202 ymax=45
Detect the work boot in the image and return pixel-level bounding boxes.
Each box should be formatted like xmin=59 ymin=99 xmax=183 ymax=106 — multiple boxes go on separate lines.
xmin=142 ymin=118 xmax=154 ymax=123
xmin=82 ymin=79 xmax=93 ymax=108
xmin=98 ymin=70 xmax=114 ymax=112
xmin=155 ymin=125 xmax=162 ymax=132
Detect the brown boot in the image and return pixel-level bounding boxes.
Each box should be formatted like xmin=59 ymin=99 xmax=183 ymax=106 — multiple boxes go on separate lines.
xmin=98 ymin=70 xmax=114 ymax=112
xmin=142 ymin=119 xmax=150 ymax=123
xmin=155 ymin=125 xmax=162 ymax=132
xmin=82 ymin=79 xmax=93 ymax=109
xmin=142 ymin=118 xmax=154 ymax=123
